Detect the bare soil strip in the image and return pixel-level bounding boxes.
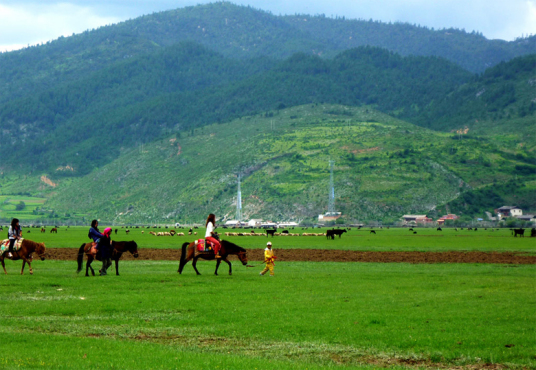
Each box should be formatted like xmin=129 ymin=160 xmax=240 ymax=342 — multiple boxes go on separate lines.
xmin=47 ymin=248 xmax=536 ymax=264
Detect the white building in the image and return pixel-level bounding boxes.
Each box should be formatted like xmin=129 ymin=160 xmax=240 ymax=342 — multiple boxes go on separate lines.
xmin=496 ymin=206 xmax=523 ymax=219
xmin=278 ymin=222 xmax=299 ymax=227
xmin=247 ymin=219 xmax=263 ymax=227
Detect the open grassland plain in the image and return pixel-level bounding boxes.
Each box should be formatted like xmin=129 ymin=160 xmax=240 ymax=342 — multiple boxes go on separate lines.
xmin=14 ymin=226 xmax=536 ymax=253
xmin=0 ymin=260 xmax=534 ymax=370
xmin=2 ymin=226 xmax=533 ymax=368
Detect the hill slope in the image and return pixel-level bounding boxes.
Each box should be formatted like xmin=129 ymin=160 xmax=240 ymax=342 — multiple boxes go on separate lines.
xmin=0 ymin=46 xmax=472 ymax=175
xmin=27 ymin=105 xmax=533 ymax=224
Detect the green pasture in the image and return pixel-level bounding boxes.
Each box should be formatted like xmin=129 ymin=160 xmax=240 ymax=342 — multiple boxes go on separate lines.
xmin=0 ymin=195 xmax=48 ymax=221
xmin=0 ymin=260 xmax=534 ymax=369
xmin=11 ymin=226 xmax=536 ymax=253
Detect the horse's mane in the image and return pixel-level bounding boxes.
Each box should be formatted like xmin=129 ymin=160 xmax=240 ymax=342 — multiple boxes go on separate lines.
xmin=22 ymin=239 xmax=46 ymax=253
xmin=221 ymin=240 xmax=245 ymax=252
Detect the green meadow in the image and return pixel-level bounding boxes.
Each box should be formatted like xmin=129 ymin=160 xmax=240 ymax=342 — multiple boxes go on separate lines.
xmin=8 ymin=226 xmax=536 ymax=253
xmin=0 ymin=227 xmax=534 ymax=369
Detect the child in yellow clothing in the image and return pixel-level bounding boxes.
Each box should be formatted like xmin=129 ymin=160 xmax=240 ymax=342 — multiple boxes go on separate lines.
xmin=260 ymin=241 xmax=276 ymax=276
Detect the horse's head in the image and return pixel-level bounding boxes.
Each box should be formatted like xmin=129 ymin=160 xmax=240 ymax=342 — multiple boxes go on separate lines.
xmin=129 ymin=241 xmax=139 ymax=258
xmin=222 ymin=240 xmax=248 ymax=266
xmin=236 ymin=249 xmax=248 ymax=266
xmin=36 ymin=243 xmax=46 ymax=261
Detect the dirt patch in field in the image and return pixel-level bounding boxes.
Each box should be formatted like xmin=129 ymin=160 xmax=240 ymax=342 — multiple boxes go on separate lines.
xmin=46 ymin=248 xmax=536 ymax=264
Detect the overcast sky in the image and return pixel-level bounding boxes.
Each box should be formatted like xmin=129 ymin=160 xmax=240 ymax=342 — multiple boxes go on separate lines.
xmin=1 ymin=0 xmax=536 ymax=52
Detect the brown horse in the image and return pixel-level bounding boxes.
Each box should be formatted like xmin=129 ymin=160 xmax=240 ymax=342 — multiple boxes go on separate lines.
xmin=178 ymin=239 xmax=248 ymax=275
xmin=1 ymin=239 xmax=46 ymax=275
xmin=76 ymin=240 xmax=139 ymax=276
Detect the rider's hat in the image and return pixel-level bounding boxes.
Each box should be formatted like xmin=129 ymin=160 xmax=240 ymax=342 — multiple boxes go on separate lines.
xmin=267 ymin=241 xmax=272 ymax=246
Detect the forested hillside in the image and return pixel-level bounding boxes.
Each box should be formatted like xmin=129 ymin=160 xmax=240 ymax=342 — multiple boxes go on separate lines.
xmin=0 ymin=45 xmax=472 ymax=175
xmin=0 ymin=2 xmax=534 ymax=105
xmin=414 ymin=54 xmax=536 ymax=146
xmin=27 ymin=105 xmax=534 ymax=223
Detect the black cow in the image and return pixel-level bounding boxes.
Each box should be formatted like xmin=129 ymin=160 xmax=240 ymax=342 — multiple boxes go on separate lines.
xmin=266 ymin=229 xmax=276 ymax=237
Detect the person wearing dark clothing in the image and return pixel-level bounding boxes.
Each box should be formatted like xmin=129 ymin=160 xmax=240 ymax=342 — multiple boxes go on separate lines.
xmin=88 ymin=219 xmax=104 ymax=244
xmin=5 ymin=218 xmax=22 ymax=258
xmin=98 ymin=227 xmax=113 ymax=276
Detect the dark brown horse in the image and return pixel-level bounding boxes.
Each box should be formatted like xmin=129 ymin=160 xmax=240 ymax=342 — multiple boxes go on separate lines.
xmin=76 ymin=240 xmax=139 ymax=276
xmin=178 ymin=239 xmax=248 ymax=275
xmin=1 ymin=239 xmax=46 ymax=275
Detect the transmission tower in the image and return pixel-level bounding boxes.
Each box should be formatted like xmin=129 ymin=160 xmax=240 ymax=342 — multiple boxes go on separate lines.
xmin=328 ymin=160 xmax=335 ymax=214
xmin=236 ymin=174 xmax=242 ymax=222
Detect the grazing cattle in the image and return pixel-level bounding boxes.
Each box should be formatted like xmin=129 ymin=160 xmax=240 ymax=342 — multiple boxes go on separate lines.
xmin=50 ymin=228 xmax=58 ymax=233
xmin=437 ymin=227 xmax=442 ymax=231
xmin=531 ymin=228 xmax=536 ymax=237
xmin=114 ymin=229 xmax=118 ymax=235
xmin=408 ymin=228 xmax=413 ymax=231
xmin=512 ymin=228 xmax=525 ymax=237
xmin=281 ymin=230 xmax=289 ymax=234
xmin=266 ymin=229 xmax=276 ymax=237
xmin=326 ymin=229 xmax=335 ymax=240
xmin=141 ymin=231 xmax=144 ymax=234
xmin=126 ymin=230 xmax=130 ymax=235
xmin=370 ymin=230 xmax=376 ymax=234
xmin=413 ymin=231 xmax=417 ymax=234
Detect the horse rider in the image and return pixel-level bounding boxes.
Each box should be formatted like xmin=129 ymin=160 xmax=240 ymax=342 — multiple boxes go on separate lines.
xmin=88 ymin=219 xmax=104 ymax=245
xmin=98 ymin=227 xmax=113 ymax=276
xmin=5 ymin=218 xmax=22 ymax=258
xmin=205 ymin=213 xmax=221 ymax=258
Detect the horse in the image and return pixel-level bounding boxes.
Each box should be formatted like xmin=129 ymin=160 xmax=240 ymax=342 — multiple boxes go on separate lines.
xmin=76 ymin=240 xmax=139 ymax=276
xmin=50 ymin=228 xmax=58 ymax=233
xmin=178 ymin=239 xmax=248 ymax=275
xmin=1 ymin=239 xmax=46 ymax=275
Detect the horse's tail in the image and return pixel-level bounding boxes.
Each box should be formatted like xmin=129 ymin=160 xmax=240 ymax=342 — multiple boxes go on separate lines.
xmin=178 ymin=242 xmax=189 ymax=273
xmin=76 ymin=243 xmax=86 ymax=273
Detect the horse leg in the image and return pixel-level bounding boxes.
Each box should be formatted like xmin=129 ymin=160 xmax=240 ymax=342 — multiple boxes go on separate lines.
xmin=1 ymin=257 xmax=6 ymax=275
xmin=215 ymin=259 xmax=222 ymax=275
xmin=192 ymin=257 xmax=201 ymax=275
xmin=114 ymin=258 xmax=119 ymax=276
xmin=224 ymin=258 xmax=232 ymax=275
xmin=23 ymin=257 xmax=34 ymax=275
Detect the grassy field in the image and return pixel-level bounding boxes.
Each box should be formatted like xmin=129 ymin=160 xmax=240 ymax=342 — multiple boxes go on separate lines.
xmin=0 ymin=260 xmax=534 ymax=369
xmin=9 ymin=226 xmax=536 ymax=253
xmin=0 ymin=227 xmax=534 ymax=369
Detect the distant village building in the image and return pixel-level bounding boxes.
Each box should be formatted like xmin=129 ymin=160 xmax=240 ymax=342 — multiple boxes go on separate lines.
xmin=402 ymin=215 xmax=433 ymax=224
xmin=436 ymin=214 xmax=459 ymax=225
xmin=495 ymin=206 xmax=523 ymax=219
xmin=278 ymin=222 xmax=299 ymax=227
xmin=247 ymin=219 xmax=263 ymax=227
xmin=260 ymin=221 xmax=277 ymax=228
xmin=225 ymin=220 xmax=240 ymax=226
xmin=517 ymin=215 xmax=536 ymax=224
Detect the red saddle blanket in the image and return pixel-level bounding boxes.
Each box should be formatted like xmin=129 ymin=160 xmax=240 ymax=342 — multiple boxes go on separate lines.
xmin=195 ymin=239 xmax=214 ymax=252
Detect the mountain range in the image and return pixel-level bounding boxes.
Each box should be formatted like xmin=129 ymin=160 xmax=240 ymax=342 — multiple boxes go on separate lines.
xmin=0 ymin=2 xmax=534 ymax=224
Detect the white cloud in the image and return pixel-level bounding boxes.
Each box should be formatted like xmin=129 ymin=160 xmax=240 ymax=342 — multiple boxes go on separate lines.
xmin=0 ymin=3 xmax=119 ymax=52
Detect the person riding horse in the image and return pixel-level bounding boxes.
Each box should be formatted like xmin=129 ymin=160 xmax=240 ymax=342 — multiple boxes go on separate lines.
xmin=4 ymin=218 xmax=22 ymax=258
xmin=205 ymin=214 xmax=221 ymax=259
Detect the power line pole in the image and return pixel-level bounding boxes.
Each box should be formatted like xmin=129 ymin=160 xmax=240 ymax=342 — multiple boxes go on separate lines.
xmin=236 ymin=174 xmax=242 ymax=223
xmin=328 ymin=160 xmax=335 ymax=214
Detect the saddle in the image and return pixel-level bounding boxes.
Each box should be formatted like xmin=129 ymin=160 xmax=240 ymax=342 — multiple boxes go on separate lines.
xmin=1 ymin=238 xmax=23 ymax=254
xmin=195 ymin=239 xmax=215 ymax=253
xmin=89 ymin=242 xmax=98 ymax=255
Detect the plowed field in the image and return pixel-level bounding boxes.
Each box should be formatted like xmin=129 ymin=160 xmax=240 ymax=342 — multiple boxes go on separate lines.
xmin=47 ymin=248 xmax=535 ymax=264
